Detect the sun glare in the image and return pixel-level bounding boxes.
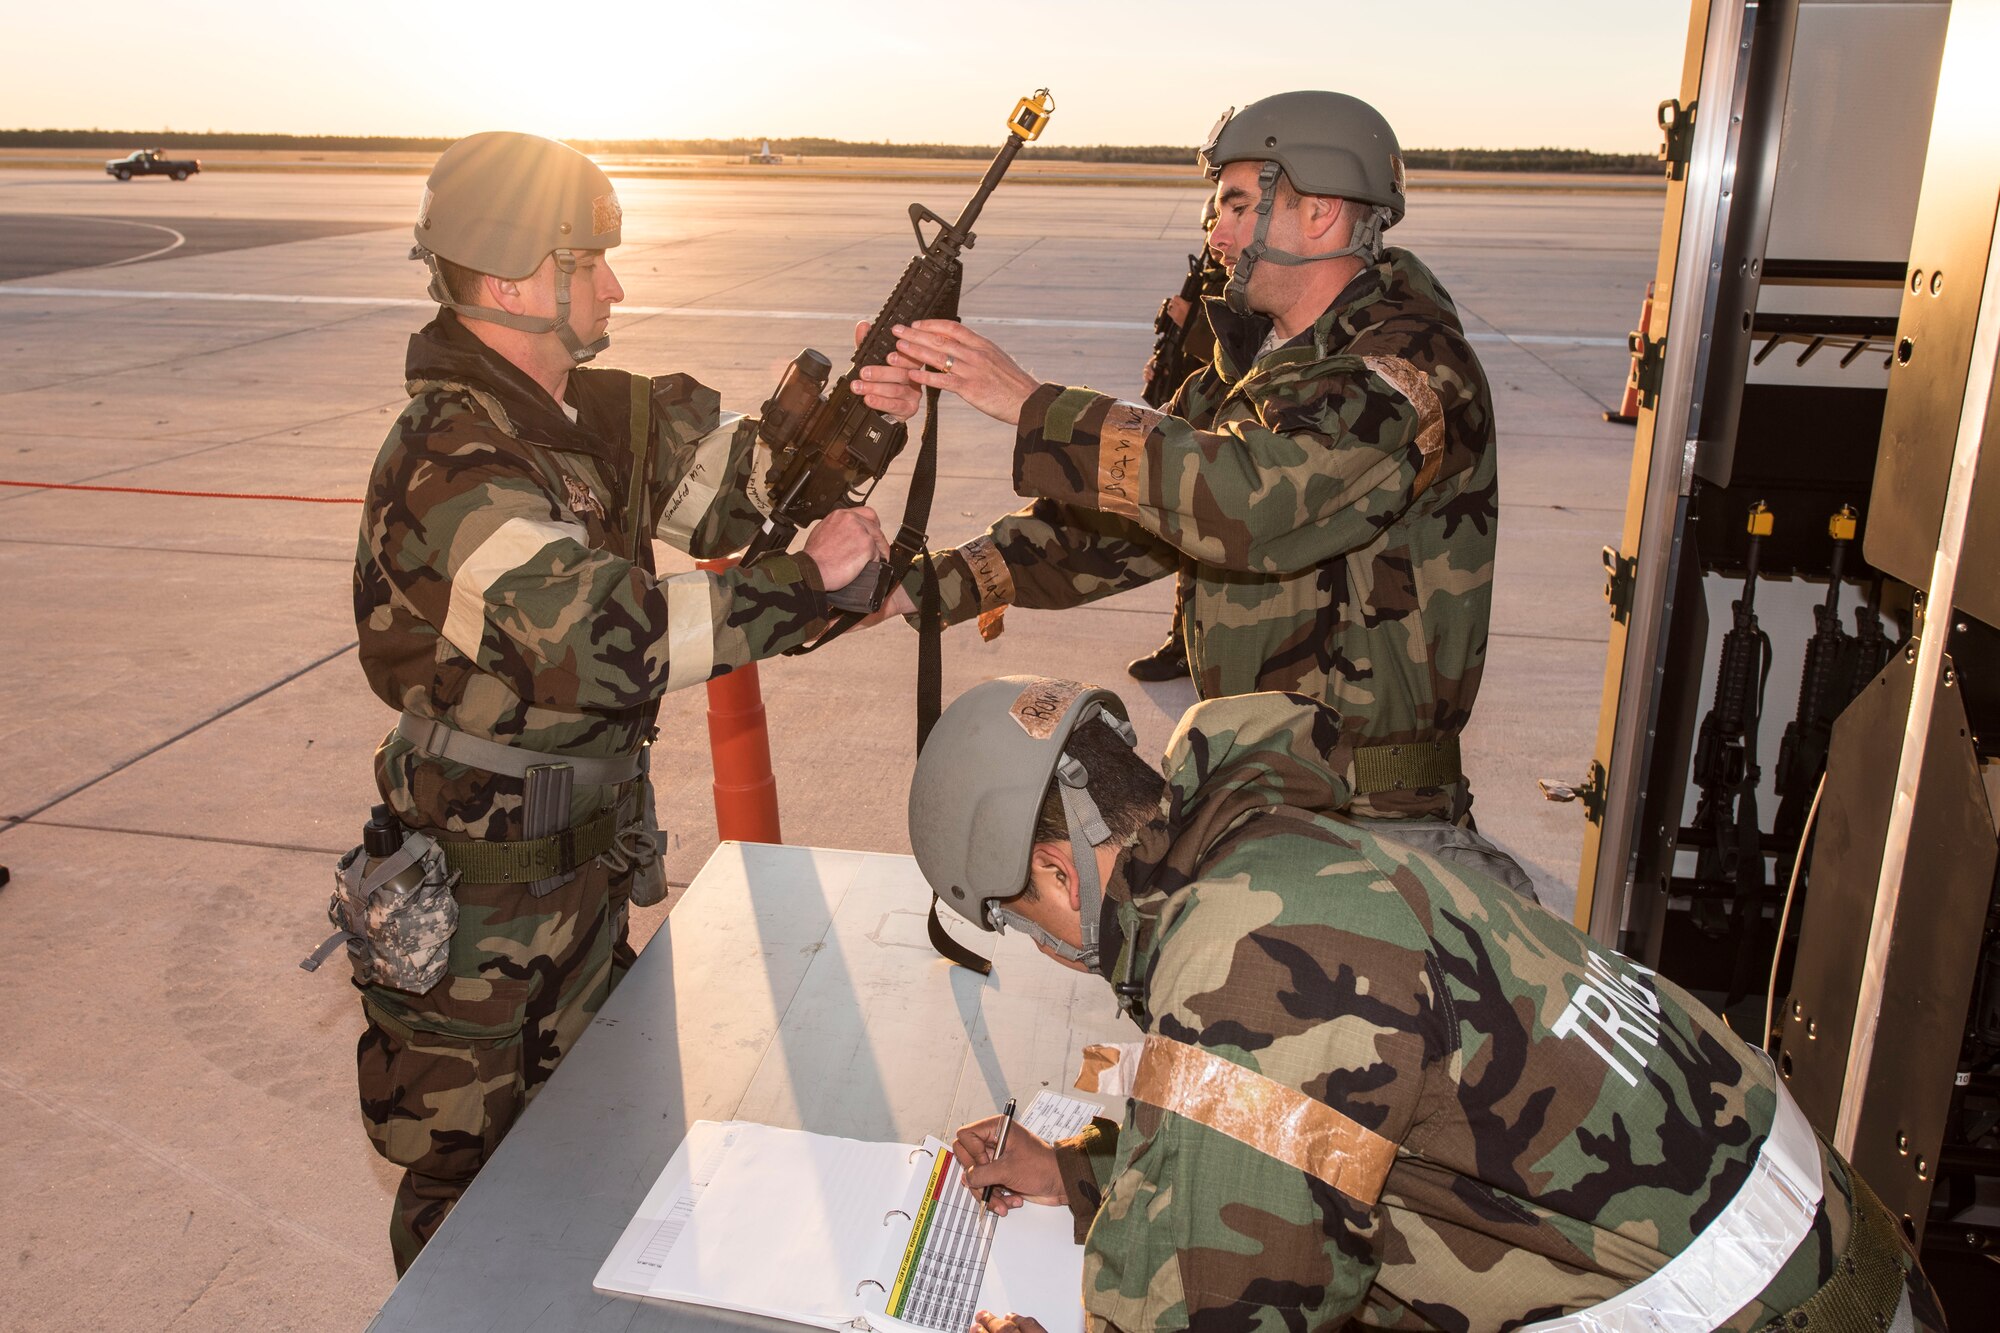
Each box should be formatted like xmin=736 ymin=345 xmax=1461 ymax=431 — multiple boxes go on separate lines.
xmin=443 ymin=4 xmax=743 ymax=140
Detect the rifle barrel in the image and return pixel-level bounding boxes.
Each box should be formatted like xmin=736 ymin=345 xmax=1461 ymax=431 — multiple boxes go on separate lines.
xmin=952 ymin=135 xmax=1027 ymax=236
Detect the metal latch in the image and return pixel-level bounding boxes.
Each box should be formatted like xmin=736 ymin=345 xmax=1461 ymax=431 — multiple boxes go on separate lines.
xmin=1540 ymin=762 xmax=1608 ymax=825
xmin=1602 ymin=546 xmax=1638 ymax=625
xmin=1632 ymin=330 xmax=1668 ymax=411
xmin=1658 ymin=97 xmax=1697 ymax=181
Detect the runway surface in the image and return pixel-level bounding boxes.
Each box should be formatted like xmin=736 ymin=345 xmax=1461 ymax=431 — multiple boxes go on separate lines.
xmin=0 ymin=166 xmax=1659 ymax=1328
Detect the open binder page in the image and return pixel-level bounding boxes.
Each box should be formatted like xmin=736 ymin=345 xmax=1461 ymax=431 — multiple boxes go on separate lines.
xmin=595 ymin=1093 xmax=1101 ymax=1330
xmin=647 ymin=1123 xmax=924 ymax=1328
xmin=592 ymin=1120 xmax=747 ymax=1298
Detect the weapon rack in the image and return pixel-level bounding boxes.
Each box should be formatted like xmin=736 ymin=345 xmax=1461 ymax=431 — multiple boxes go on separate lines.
xmin=1569 ymin=0 xmax=2000 ymax=1309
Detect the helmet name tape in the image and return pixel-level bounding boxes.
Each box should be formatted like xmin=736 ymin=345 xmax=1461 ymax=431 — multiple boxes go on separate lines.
xmin=417 ymin=187 xmax=434 ymax=230
xmin=1010 ymin=678 xmax=1090 ymax=739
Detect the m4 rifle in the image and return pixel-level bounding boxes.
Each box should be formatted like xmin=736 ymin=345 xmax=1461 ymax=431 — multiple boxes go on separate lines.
xmin=1773 ymin=506 xmax=1861 ymax=864
xmin=1687 ymin=502 xmax=1775 ymax=1005
xmin=743 ymin=90 xmax=1056 ymax=623
xmin=1142 ymin=252 xmax=1214 ymax=408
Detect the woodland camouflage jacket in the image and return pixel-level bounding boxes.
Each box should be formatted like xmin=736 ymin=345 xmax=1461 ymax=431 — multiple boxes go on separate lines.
xmin=919 ymin=249 xmax=1499 ymax=821
xmin=1058 ymin=693 xmax=1881 ymax=1332
xmin=354 ymin=311 xmax=831 ymax=839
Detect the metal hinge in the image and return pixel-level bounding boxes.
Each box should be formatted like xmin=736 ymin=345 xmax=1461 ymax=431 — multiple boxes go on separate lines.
xmin=1657 ymin=97 xmax=1697 ymax=181
xmin=1602 ymin=545 xmax=1639 ymax=624
xmin=1540 ymin=762 xmax=1608 ymax=825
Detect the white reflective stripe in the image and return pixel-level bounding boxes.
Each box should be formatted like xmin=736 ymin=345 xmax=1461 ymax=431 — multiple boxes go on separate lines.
xmin=1520 ymin=1084 xmax=1823 ymax=1333
xmin=661 ymin=570 xmax=718 ymax=692
xmin=656 ymin=411 xmax=745 ymax=547
xmin=441 ymin=516 xmax=588 ymax=659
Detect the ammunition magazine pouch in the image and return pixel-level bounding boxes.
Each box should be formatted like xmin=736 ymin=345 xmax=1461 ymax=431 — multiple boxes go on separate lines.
xmin=1352 ymin=736 xmax=1462 ymax=795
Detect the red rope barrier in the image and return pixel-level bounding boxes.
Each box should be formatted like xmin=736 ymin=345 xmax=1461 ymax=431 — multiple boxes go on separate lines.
xmin=0 ymin=479 xmax=362 ymax=504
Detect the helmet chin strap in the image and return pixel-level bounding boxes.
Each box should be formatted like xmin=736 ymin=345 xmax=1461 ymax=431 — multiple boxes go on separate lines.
xmin=1223 ymin=162 xmax=1392 ymax=315
xmin=989 ymin=705 xmax=1137 ymax=970
xmin=414 ymin=246 xmax=608 ymax=365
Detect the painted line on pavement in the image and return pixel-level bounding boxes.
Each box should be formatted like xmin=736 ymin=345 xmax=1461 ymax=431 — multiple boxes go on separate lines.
xmin=0 ymin=1064 xmax=372 ymax=1268
xmin=0 ymin=285 xmax=1628 ymax=345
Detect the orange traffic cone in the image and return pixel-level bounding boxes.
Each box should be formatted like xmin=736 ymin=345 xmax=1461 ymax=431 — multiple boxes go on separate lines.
xmin=697 ymin=557 xmax=782 ymax=844
xmin=1604 ymin=280 xmax=1655 ymax=424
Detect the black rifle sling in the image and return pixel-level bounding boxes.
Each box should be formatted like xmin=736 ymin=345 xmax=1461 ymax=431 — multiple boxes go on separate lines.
xmin=912 ymin=387 xmax=990 ymax=976
xmin=909 ymin=274 xmax=992 ymax=975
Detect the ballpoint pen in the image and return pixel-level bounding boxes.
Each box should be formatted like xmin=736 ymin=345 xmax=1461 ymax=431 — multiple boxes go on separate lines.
xmin=982 ymin=1097 xmax=1017 ymax=1206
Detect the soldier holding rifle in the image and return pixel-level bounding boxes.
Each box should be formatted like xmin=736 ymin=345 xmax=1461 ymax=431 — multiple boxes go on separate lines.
xmin=341 ymin=132 xmax=915 ymax=1270
xmin=865 ymin=91 xmax=1526 ymax=893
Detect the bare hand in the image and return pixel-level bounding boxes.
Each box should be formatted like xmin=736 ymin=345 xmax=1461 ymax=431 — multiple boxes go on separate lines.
xmin=1165 ymin=293 xmax=1192 ymax=328
xmin=891 ymin=320 xmax=1041 ymax=426
xmin=851 ymin=321 xmax=924 ymax=421
xmin=801 ymin=506 xmax=889 ymax=593
xmin=973 ymin=1312 xmax=1047 ymax=1333
xmin=952 ymin=1116 xmax=1061 ymax=1216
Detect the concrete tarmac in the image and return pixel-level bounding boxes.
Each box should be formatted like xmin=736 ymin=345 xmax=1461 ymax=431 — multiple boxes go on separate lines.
xmin=0 ymin=167 xmax=1658 ymax=1329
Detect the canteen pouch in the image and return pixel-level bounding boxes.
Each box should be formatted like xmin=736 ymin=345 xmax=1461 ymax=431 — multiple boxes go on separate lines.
xmin=303 ymin=830 xmax=460 ymax=993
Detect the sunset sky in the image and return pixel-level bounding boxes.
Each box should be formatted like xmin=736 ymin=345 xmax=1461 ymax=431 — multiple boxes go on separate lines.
xmin=7 ymin=1 xmax=1689 ymax=152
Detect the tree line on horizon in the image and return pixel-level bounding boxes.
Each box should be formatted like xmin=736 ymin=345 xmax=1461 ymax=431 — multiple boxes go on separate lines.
xmin=1 ymin=129 xmax=1658 ymax=174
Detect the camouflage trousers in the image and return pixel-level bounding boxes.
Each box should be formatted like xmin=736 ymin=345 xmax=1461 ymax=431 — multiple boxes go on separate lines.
xmin=353 ymin=857 xmax=637 ymax=1274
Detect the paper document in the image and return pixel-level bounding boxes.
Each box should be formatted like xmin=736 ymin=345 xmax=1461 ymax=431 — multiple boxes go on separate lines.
xmin=595 ymin=1091 xmax=1100 ymax=1333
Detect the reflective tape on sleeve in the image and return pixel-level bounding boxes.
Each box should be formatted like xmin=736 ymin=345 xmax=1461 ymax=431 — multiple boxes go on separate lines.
xmin=746 ymin=436 xmax=777 ymax=518
xmin=1360 ymin=355 xmax=1446 ymax=496
xmin=442 ymin=516 xmax=589 ymax=659
xmin=1095 ymin=400 xmax=1160 ymax=521
xmin=661 ymin=570 xmax=718 ymax=691
xmin=656 ymin=411 xmax=744 ymax=546
xmin=956 ymin=534 xmax=1016 ymax=613
xmin=1075 ymin=1041 xmax=1143 ymax=1096
xmin=1092 ymin=1034 xmax=1399 ymax=1207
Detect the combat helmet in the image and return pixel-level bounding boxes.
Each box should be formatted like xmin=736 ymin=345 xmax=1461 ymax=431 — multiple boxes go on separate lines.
xmin=908 ymin=677 xmax=1136 ymax=969
xmin=1198 ymin=91 xmax=1406 ymax=312
xmin=410 ymin=131 xmax=624 ymax=364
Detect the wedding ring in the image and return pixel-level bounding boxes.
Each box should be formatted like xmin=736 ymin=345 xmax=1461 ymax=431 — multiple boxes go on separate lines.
xmin=943 ymin=354 xmax=956 ymax=373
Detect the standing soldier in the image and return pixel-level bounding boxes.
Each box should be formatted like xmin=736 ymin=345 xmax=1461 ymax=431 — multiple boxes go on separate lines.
xmin=910 ymin=676 xmax=1942 ymax=1332
xmin=869 ymin=92 xmax=1524 ymax=891
xmin=341 ymin=132 xmax=913 ymax=1272
xmin=1127 ymin=196 xmax=1227 ymax=684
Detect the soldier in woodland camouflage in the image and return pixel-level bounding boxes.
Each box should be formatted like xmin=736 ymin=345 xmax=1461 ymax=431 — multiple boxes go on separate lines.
xmin=909 ymin=677 xmax=1942 ymax=1332
xmin=866 ymin=92 xmax=1501 ymax=833
xmin=348 ymin=132 xmax=913 ymax=1271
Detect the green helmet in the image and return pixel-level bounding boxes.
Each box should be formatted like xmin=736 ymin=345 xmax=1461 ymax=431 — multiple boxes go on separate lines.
xmin=908 ymin=676 xmax=1136 ymax=969
xmin=410 ymin=131 xmax=624 ymax=364
xmin=1197 ymin=91 xmax=1406 ymax=313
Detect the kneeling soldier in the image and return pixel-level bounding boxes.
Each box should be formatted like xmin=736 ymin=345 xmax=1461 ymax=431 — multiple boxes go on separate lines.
xmin=909 ymin=678 xmax=1942 ymax=1332
xmin=347 ymin=131 xmax=914 ymax=1272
